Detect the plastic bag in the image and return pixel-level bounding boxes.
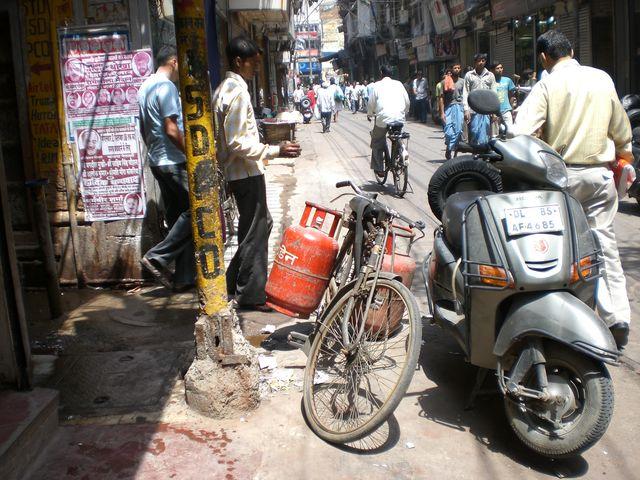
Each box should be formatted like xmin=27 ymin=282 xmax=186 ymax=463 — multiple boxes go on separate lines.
xmin=444 ymin=74 xmax=455 ymax=92
xmin=313 ymin=104 xmax=320 ymax=120
xmin=611 ymin=157 xmax=637 ymax=199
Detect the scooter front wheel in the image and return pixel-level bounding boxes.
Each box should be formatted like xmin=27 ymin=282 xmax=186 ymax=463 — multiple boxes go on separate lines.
xmin=503 ymin=342 xmax=614 ymax=458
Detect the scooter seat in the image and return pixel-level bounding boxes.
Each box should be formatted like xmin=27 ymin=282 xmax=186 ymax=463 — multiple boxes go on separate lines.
xmin=442 ymin=191 xmax=493 ymax=252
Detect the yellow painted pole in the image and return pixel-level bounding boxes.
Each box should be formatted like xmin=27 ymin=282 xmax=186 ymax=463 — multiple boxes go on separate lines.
xmin=172 ymin=0 xmax=227 ymax=318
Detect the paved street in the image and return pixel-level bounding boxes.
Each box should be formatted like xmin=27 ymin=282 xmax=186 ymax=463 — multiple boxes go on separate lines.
xmin=25 ymin=113 xmax=640 ymax=479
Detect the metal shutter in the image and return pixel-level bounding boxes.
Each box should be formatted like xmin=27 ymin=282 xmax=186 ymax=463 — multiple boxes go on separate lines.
xmin=578 ymin=4 xmax=592 ymax=66
xmin=557 ymin=12 xmax=577 ymax=49
xmin=491 ymin=30 xmax=515 ymax=78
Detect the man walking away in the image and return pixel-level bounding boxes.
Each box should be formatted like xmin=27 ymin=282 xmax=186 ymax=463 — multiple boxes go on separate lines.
xmin=491 ymin=62 xmax=516 ymax=131
xmin=212 ymin=37 xmax=301 ymax=310
xmin=344 ymin=82 xmax=354 ymax=113
xmin=317 ymin=81 xmax=334 ymax=132
xmin=367 ymin=65 xmax=410 ymax=175
xmin=328 ymin=78 xmax=343 ymax=123
xmin=441 ymin=63 xmax=465 ymax=159
xmin=463 ymin=53 xmax=496 ymax=144
xmin=413 ymin=70 xmax=428 ymax=123
xmin=292 ymin=84 xmax=304 ymax=111
xmin=138 ymin=46 xmax=194 ymax=291
xmin=513 ymin=30 xmax=632 ymax=349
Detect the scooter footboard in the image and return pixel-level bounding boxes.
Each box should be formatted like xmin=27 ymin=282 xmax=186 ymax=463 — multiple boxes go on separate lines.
xmin=493 ymin=292 xmax=619 ymax=364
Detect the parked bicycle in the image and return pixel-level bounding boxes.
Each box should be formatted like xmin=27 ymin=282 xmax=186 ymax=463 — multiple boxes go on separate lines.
xmin=373 ymin=122 xmax=411 ymax=198
xmin=298 ymin=181 xmax=424 ymax=443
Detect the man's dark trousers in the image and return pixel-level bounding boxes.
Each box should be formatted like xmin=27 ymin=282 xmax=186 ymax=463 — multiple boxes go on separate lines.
xmin=321 ymin=111 xmax=332 ymax=132
xmin=146 ymin=163 xmax=195 ymax=285
xmin=227 ymin=174 xmax=273 ymax=306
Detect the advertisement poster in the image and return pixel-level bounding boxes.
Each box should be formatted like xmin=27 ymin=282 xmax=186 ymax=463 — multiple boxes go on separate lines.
xmin=85 ymin=0 xmax=130 ymax=25
xmin=60 ymin=30 xmax=129 ymax=58
xmin=62 ymin=49 xmax=152 ymax=130
xmin=448 ymin=0 xmax=469 ymax=27
xmin=74 ymin=118 xmax=145 ymax=221
xmin=428 ymin=0 xmax=453 ymax=35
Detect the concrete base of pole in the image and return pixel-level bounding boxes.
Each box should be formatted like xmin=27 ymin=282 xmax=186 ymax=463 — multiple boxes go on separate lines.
xmin=184 ymin=308 xmax=260 ymax=417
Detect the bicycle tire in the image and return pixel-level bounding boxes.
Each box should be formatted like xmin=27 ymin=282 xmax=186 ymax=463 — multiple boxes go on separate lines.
xmin=303 ymin=278 xmax=422 ymax=444
xmin=393 ymin=159 xmax=408 ymax=198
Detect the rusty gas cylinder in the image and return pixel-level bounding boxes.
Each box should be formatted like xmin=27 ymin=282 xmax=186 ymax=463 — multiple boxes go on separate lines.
xmin=265 ymin=203 xmax=342 ymax=318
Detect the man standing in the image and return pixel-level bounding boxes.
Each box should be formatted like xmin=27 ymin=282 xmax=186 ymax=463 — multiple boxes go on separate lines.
xmin=361 ymin=80 xmax=369 ymax=111
xmin=138 ymin=46 xmax=194 ymax=291
xmin=490 ymin=62 xmax=516 ymax=130
xmin=316 ymin=81 xmax=334 ymax=132
xmin=440 ymin=64 xmax=465 ymax=159
xmin=212 ymin=37 xmax=301 ymax=310
xmin=513 ymin=30 xmax=632 ymax=348
xmin=367 ymin=66 xmax=410 ymax=175
xmin=328 ymin=78 xmax=343 ymax=123
xmin=463 ymin=53 xmax=496 ymax=144
xmin=292 ymin=84 xmax=304 ymax=111
xmin=412 ymin=70 xmax=429 ymax=123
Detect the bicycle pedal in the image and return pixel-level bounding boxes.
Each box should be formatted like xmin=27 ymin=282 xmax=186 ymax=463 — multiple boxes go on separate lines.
xmin=287 ymin=331 xmax=308 ymax=350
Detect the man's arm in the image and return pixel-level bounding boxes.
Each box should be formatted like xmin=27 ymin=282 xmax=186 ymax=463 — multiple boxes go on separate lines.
xmin=367 ymin=87 xmax=376 ymax=117
xmin=163 ymin=116 xmax=185 ymax=152
xmin=511 ymin=83 xmax=547 ymax=137
xmin=403 ymin=88 xmax=410 ymax=115
xmin=462 ymin=76 xmax=471 ymax=122
xmin=609 ymin=88 xmax=633 ymax=161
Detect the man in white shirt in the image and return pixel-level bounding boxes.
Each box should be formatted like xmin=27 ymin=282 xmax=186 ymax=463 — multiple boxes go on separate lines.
xmin=292 ymin=85 xmax=304 ymax=111
xmin=212 ymin=37 xmax=300 ymax=310
xmin=316 ymin=81 xmax=334 ymax=132
xmin=327 ymin=78 xmax=343 ymax=123
xmin=412 ymin=70 xmax=428 ymax=123
xmin=513 ymin=30 xmax=632 ymax=349
xmin=367 ymin=66 xmax=410 ymax=174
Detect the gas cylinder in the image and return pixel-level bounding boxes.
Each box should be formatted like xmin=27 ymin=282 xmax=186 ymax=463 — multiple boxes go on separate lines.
xmin=363 ymin=224 xmax=416 ymax=336
xmin=265 ymin=202 xmax=342 ymax=318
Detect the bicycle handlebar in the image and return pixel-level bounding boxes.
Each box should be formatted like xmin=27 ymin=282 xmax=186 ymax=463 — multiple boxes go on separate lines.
xmin=335 ymin=180 xmax=425 ymax=230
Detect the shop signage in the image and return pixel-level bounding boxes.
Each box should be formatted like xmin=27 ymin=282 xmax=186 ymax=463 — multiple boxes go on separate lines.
xmin=491 ymin=0 xmax=556 ymax=21
xmin=73 ymin=118 xmax=145 ymax=221
xmin=416 ymin=45 xmax=429 ymax=62
xmin=448 ymin=0 xmax=469 ymax=27
xmin=434 ymin=34 xmax=459 ymax=58
xmin=412 ymin=35 xmax=428 ymax=48
xmin=428 ymin=0 xmax=453 ymax=34
xmin=375 ymin=43 xmax=387 ymax=57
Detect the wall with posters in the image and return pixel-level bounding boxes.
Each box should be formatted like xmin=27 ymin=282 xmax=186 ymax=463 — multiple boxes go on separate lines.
xmin=15 ymin=0 xmax=165 ymax=285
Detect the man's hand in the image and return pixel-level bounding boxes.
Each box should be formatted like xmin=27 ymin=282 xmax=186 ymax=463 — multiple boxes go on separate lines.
xmin=464 ymin=110 xmax=471 ymax=123
xmin=441 ymin=114 xmax=446 ymax=125
xmin=367 ymin=116 xmax=371 ymax=122
xmin=279 ymin=141 xmax=301 ymax=158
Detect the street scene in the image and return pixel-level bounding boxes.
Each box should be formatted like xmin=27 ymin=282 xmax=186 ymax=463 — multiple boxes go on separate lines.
xmin=2 ymin=0 xmax=640 ymax=479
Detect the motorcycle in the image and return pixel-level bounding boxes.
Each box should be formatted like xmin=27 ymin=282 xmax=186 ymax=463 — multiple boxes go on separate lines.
xmin=423 ymin=89 xmax=619 ymax=458
xmin=300 ymin=97 xmax=313 ymax=124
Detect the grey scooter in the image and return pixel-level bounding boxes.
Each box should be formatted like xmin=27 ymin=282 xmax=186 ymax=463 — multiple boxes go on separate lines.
xmin=423 ymin=90 xmax=619 ymax=458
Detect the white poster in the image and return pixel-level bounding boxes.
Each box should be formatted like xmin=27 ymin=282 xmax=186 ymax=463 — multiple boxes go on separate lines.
xmin=429 ymin=0 xmax=453 ymax=35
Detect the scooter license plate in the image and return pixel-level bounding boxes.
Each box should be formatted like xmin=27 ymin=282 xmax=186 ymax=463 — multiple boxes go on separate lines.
xmin=504 ymin=205 xmax=563 ymax=236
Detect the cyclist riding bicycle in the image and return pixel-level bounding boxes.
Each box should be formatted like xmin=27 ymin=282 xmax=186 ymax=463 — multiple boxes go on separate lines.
xmin=367 ymin=65 xmax=410 ymax=177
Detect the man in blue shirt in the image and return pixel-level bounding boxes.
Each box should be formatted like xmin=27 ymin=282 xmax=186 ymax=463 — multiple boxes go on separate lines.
xmin=491 ymin=62 xmax=516 ymax=131
xmin=137 ymin=46 xmax=194 ymax=291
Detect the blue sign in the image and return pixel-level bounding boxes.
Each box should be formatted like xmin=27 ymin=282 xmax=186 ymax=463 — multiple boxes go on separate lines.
xmin=298 ymin=62 xmax=321 ymax=74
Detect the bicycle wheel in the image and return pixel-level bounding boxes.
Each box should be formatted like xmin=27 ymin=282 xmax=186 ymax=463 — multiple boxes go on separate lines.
xmin=393 ymin=158 xmax=408 ymax=198
xmin=303 ymin=278 xmax=422 ymax=444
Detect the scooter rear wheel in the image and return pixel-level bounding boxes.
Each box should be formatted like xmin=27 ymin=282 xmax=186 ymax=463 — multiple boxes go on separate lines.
xmin=503 ymin=343 xmax=614 ymax=458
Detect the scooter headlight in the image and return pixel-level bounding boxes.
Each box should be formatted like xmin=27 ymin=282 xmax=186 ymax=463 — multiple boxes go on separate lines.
xmin=539 ymin=151 xmax=568 ymax=189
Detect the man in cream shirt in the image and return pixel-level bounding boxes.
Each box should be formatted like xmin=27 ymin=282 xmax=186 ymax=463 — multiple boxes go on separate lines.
xmin=513 ymin=30 xmax=632 ymax=349
xmin=212 ymin=36 xmax=300 ymax=310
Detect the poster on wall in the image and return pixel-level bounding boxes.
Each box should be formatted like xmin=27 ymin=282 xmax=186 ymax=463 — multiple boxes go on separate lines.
xmin=448 ymin=0 xmax=469 ymax=27
xmin=60 ymin=30 xmax=130 ymax=58
xmin=434 ymin=34 xmax=459 ymax=58
xmin=74 ymin=118 xmax=146 ymax=221
xmin=85 ymin=0 xmax=130 ymax=25
xmin=61 ymin=48 xmax=152 ymax=139
xmin=428 ymin=0 xmax=453 ymax=35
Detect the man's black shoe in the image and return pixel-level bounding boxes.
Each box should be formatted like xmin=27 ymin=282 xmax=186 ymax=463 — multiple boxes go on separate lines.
xmin=610 ymin=322 xmax=629 ymax=350
xmin=445 ymin=147 xmax=451 ymax=160
xmin=140 ymin=257 xmax=173 ymax=289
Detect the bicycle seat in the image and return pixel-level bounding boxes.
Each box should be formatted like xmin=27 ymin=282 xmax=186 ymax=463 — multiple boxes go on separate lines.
xmin=386 ymin=122 xmax=404 ymax=133
xmin=442 ymin=190 xmax=494 ymax=253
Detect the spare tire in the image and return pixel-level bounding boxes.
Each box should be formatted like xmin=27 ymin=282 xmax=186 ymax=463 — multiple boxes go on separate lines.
xmin=301 ymin=97 xmax=311 ymax=109
xmin=428 ymin=156 xmax=503 ymax=220
xmin=627 ymin=108 xmax=640 ymax=129
xmin=621 ymin=94 xmax=640 ymax=111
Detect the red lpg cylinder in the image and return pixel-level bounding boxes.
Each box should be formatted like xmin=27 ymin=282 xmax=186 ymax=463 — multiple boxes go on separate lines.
xmin=363 ymin=224 xmax=417 ymax=336
xmin=265 ymin=202 xmax=342 ymax=318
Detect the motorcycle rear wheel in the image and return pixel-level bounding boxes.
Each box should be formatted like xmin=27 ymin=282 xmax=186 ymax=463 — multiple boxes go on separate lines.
xmin=503 ymin=343 xmax=614 ymax=458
